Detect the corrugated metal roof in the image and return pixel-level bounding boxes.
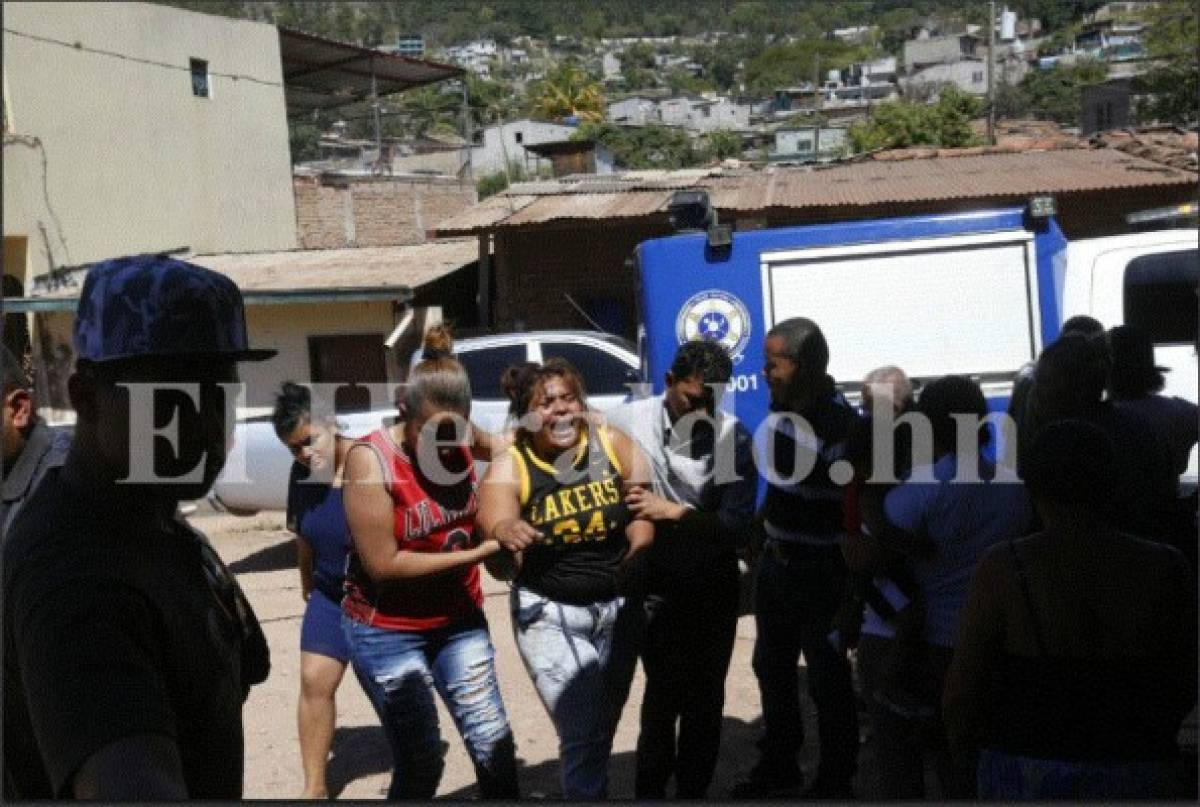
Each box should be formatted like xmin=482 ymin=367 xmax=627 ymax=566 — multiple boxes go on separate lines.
xmin=436 ymin=194 xmax=538 ymax=233
xmin=503 ymin=192 xmax=668 ymax=226
xmin=762 ymin=149 xmax=1193 ymax=208
xmin=434 ymin=147 xmax=1197 ymax=235
xmin=279 ymin=26 xmax=464 ymax=116
xmin=9 ymin=240 xmax=479 ymax=312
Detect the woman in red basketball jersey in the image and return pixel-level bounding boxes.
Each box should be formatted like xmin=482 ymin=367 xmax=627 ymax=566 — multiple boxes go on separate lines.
xmin=341 ymin=327 xmax=518 ymax=800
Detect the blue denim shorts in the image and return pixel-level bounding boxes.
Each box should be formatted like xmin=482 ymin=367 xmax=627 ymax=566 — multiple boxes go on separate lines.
xmin=301 ymin=589 xmax=351 ymax=662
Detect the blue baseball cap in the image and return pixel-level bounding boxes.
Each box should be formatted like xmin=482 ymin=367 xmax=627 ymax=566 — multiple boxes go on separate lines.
xmin=73 ymin=254 xmax=276 ymax=363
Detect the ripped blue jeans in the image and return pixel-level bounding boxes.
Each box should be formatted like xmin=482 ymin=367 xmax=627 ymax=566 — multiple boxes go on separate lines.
xmin=511 ymin=587 xmax=643 ymax=799
xmin=343 ymin=612 xmax=518 ymax=799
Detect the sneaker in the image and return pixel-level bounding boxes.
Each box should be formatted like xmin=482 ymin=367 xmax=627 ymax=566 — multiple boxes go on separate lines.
xmin=729 ymin=767 xmax=804 ymax=799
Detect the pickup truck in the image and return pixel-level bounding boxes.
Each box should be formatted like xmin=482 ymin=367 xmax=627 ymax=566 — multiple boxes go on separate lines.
xmin=209 ymin=330 xmax=640 ymax=514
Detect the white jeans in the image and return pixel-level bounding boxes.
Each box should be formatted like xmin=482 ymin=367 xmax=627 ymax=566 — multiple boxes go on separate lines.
xmin=510 ymin=586 xmax=641 ymax=799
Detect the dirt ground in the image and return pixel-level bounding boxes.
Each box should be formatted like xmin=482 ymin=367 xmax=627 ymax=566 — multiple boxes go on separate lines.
xmin=198 ymin=507 xmax=810 ymax=800
xmin=200 ymin=507 xmax=1198 ymax=800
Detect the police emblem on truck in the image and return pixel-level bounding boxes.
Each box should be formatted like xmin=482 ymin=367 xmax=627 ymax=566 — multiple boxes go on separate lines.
xmin=676 ymin=289 xmax=751 ymax=363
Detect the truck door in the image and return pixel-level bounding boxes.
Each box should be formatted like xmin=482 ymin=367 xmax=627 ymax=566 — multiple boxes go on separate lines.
xmin=761 ymin=230 xmax=1044 ymax=403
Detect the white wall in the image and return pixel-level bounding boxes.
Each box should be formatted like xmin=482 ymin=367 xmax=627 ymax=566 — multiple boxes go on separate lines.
xmin=902 ymin=60 xmax=989 ymax=96
xmin=242 ymin=301 xmax=399 ymax=410
xmin=470 ymin=119 xmax=577 ymax=176
xmin=3 ymin=2 xmax=298 ymax=286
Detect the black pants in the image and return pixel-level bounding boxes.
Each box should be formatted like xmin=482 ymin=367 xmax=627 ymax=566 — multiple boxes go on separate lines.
xmin=751 ymin=543 xmax=858 ymax=787
xmin=635 ymin=562 xmax=740 ymax=799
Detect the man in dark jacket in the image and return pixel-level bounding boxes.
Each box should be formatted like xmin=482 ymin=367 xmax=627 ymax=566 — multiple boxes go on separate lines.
xmin=3 ymin=255 xmax=273 ymax=799
xmin=732 ymin=317 xmax=861 ymax=799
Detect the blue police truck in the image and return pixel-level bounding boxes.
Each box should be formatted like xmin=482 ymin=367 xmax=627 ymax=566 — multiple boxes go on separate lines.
xmin=635 ymin=193 xmax=1068 ymax=445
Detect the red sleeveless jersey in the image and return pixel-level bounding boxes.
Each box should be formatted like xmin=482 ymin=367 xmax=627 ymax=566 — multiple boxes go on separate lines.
xmin=342 ymin=428 xmax=484 ymax=631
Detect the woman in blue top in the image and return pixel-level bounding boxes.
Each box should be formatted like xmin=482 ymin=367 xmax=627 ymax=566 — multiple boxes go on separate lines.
xmin=273 ymin=382 xmax=354 ymax=799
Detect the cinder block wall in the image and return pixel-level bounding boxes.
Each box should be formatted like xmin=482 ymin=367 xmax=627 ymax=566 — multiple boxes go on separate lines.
xmin=294 ymin=175 xmax=477 ymax=248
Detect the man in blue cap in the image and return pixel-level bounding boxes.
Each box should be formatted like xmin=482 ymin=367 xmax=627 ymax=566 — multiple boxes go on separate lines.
xmin=3 ymin=255 xmax=273 ymax=799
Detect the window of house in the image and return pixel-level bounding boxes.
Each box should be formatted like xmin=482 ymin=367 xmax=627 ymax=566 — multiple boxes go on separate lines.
xmin=972 ymin=70 xmax=984 ymax=83
xmin=1124 ymin=250 xmax=1198 ymax=345
xmin=514 ymin=131 xmax=524 ymax=144
xmin=190 ymin=58 xmax=210 ymax=98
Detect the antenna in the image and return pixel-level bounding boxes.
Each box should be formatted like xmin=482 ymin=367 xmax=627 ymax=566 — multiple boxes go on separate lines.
xmin=564 ymin=293 xmax=603 ymax=332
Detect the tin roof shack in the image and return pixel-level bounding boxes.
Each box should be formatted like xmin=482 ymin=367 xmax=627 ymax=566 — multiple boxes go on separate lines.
xmin=435 ymin=144 xmax=1197 ymax=340
xmin=8 ymin=240 xmax=480 ymax=418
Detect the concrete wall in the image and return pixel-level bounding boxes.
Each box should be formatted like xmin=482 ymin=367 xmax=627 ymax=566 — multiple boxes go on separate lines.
xmin=242 ymin=302 xmax=399 ymax=410
xmin=904 ymin=35 xmax=977 ymax=71
xmin=902 ymin=60 xmax=989 ymax=96
xmin=470 ymin=120 xmax=577 ymax=176
xmin=607 ymin=97 xmax=657 ymax=125
xmin=294 ymin=175 xmax=476 ymax=249
xmin=2 ymin=2 xmax=297 ymax=286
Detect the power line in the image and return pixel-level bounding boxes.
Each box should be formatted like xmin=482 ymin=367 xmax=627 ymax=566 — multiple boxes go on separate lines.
xmin=2 ymin=27 xmax=285 ymax=89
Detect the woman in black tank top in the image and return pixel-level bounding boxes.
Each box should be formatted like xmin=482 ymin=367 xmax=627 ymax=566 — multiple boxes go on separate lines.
xmin=478 ymin=359 xmax=653 ymax=799
xmin=944 ymin=421 xmax=1196 ymax=799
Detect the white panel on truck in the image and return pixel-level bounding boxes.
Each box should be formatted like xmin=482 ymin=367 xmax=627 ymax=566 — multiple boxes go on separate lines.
xmin=761 ymin=231 xmax=1039 ymax=385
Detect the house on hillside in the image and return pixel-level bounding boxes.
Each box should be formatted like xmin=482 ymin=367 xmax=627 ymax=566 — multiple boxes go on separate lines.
xmin=608 ymin=96 xmax=659 ymax=125
xmin=469 ymin=118 xmax=578 ymax=176
xmin=771 ymin=127 xmax=849 ymax=163
xmin=901 ymin=58 xmax=989 ymax=97
xmin=903 ymin=31 xmax=981 ymax=74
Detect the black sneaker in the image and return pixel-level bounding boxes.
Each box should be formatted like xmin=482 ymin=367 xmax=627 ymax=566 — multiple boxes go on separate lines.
xmin=729 ymin=767 xmax=804 ymax=799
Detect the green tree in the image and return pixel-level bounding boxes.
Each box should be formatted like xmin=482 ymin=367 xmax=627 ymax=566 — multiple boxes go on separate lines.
xmin=705 ymin=129 xmax=744 ymax=161
xmin=1018 ymin=59 xmax=1107 ymax=123
xmin=530 ymin=65 xmax=605 ymax=122
xmin=399 ymin=86 xmax=460 ymax=136
xmin=1136 ymin=0 xmax=1199 ymax=125
xmin=288 ymin=120 xmax=322 ymax=164
xmin=848 ymin=87 xmax=984 ymax=152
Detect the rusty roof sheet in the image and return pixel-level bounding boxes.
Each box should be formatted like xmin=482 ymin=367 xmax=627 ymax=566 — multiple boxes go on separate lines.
xmin=436 ymin=194 xmax=538 ymax=234
xmin=191 ymin=239 xmax=478 ymax=292
xmin=502 ymin=191 xmax=668 ymax=226
xmin=435 ymin=146 xmax=1197 ymax=235
xmin=13 ymin=240 xmax=479 ymax=311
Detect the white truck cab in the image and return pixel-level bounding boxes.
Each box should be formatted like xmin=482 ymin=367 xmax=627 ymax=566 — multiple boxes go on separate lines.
xmin=1062 ymin=227 xmax=1198 ymax=481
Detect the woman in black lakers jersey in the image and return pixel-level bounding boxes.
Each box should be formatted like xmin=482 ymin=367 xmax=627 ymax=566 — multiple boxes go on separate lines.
xmin=479 ymin=358 xmax=652 ymax=799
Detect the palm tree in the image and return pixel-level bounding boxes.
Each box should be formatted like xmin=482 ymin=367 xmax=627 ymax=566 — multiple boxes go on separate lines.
xmin=530 ymin=65 xmax=605 ymax=123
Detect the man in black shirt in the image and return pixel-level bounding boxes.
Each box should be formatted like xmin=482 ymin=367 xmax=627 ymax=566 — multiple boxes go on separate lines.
xmin=3 ymin=255 xmax=272 ymax=799
xmin=731 ymin=317 xmax=861 ymax=799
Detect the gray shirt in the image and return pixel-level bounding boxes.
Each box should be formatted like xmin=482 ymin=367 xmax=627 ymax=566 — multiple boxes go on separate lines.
xmin=2 ymin=421 xmax=72 ymax=539
xmin=605 ymin=394 xmax=757 ymax=531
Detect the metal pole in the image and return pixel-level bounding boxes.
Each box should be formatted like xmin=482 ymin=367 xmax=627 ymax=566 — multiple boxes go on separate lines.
xmin=462 ymin=79 xmax=474 ymax=183
xmin=987 ymin=0 xmax=996 ymax=145
xmin=371 ymin=57 xmax=382 ymax=156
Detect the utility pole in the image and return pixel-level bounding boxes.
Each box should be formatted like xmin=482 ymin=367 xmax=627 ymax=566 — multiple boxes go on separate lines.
xmin=370 ymin=57 xmax=382 ymax=154
xmin=987 ymin=0 xmax=996 ymax=145
xmin=461 ymin=79 xmax=474 ymax=183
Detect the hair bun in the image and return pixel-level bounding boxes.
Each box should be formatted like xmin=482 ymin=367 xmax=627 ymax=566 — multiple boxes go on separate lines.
xmin=422 ymin=323 xmax=454 ymax=360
